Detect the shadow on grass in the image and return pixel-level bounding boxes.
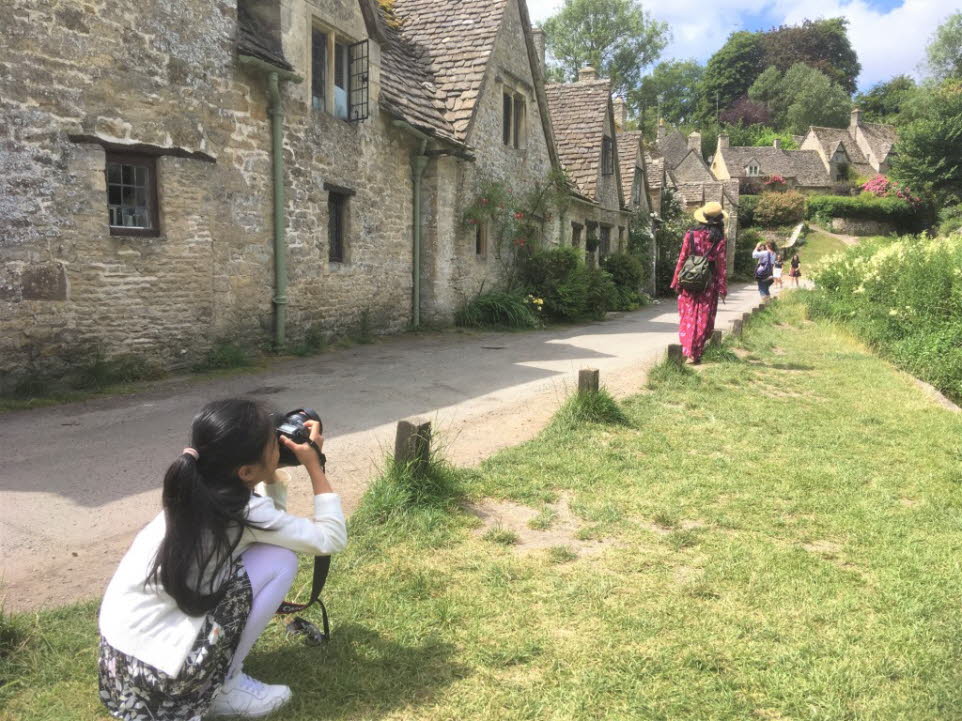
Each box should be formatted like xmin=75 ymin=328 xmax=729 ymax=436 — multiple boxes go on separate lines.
xmin=246 ymin=623 xmax=467 ymax=720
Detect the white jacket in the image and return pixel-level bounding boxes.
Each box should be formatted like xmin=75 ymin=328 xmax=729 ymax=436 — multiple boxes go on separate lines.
xmin=98 ymin=474 xmax=347 ymax=677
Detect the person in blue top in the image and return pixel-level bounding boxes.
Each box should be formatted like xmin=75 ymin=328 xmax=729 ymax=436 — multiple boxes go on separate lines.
xmin=752 ymin=240 xmax=778 ymax=297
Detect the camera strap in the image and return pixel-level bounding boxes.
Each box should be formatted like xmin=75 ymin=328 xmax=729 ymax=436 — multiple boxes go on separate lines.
xmin=275 ymin=555 xmax=331 ymax=643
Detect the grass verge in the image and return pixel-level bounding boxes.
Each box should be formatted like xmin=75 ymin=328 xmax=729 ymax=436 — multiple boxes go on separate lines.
xmin=3 ymin=297 xmax=962 ymax=720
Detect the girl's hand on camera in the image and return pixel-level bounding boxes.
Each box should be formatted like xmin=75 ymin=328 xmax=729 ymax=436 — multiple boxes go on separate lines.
xmin=279 ymin=421 xmax=324 ymax=469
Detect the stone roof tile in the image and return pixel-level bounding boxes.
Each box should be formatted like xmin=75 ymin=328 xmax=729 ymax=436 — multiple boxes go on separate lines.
xmin=617 ymin=130 xmax=642 ymax=205
xmin=655 ymin=129 xmax=689 ymax=169
xmin=544 ymin=79 xmax=611 ymax=199
xmin=721 ymin=146 xmax=828 ymax=186
xmin=236 ymin=3 xmax=293 ymax=71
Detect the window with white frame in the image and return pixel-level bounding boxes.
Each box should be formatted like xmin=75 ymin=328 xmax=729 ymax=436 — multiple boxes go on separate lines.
xmin=311 ymin=24 xmax=369 ymax=122
xmin=746 ymin=162 xmax=761 ymax=176
xmin=106 ymin=152 xmax=159 ymax=236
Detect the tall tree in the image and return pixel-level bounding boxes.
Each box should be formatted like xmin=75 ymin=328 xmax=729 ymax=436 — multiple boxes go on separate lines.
xmin=633 ymin=59 xmax=703 ymax=129
xmin=892 ymin=81 xmax=962 ymax=204
xmin=926 ymin=12 xmax=962 ymax=81
xmin=698 ymin=31 xmax=765 ymax=122
xmin=542 ymin=0 xmax=669 ymax=101
xmin=759 ymin=18 xmax=860 ymax=95
xmin=749 ymin=64 xmax=850 ymax=134
xmin=854 ymin=75 xmax=918 ymax=124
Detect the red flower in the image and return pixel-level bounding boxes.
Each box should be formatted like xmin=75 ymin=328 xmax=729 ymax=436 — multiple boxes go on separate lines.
xmin=514 ymin=212 xmax=525 ymax=220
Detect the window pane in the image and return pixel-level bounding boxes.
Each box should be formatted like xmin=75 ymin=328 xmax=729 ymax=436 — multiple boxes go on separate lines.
xmin=134 ymin=165 xmax=147 ymax=186
xmin=107 ymin=163 xmax=121 ymax=184
xmin=312 ymin=29 xmax=327 ymax=111
xmin=108 ymin=186 xmax=122 ymax=206
xmin=334 ymin=42 xmax=349 ymax=119
xmin=122 ymin=164 xmax=133 ymax=184
xmin=503 ymin=94 xmax=512 ymax=145
xmin=513 ymin=96 xmax=523 ymax=149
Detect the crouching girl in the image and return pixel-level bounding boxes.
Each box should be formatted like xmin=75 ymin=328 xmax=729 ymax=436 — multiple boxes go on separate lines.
xmin=98 ymin=398 xmax=346 ymax=719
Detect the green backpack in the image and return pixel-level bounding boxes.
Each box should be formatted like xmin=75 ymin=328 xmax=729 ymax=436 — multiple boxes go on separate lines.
xmin=677 ymin=233 xmax=723 ymax=293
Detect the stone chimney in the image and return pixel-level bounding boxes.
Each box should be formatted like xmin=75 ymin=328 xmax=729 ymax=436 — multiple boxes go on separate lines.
xmin=531 ymin=27 xmax=545 ymax=70
xmin=656 ymin=118 xmax=666 ymax=142
xmin=613 ymin=97 xmax=627 ymax=131
xmin=578 ymin=66 xmax=597 ymax=82
xmin=773 ymin=138 xmax=781 ymax=150
xmin=688 ymin=131 xmax=701 ymax=153
xmin=717 ymin=132 xmax=729 ymax=151
xmin=850 ymin=106 xmax=862 ymax=132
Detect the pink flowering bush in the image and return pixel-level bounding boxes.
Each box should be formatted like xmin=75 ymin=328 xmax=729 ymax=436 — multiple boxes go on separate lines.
xmin=861 ymin=175 xmax=922 ymax=206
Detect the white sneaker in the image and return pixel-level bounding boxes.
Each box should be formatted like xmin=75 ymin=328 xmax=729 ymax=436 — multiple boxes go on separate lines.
xmin=207 ymin=671 xmax=292 ymax=718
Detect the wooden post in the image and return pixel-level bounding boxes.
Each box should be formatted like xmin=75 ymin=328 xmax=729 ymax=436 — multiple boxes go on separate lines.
xmin=731 ymin=319 xmax=743 ymax=338
xmin=578 ymin=368 xmax=600 ymax=394
xmin=395 ymin=417 xmax=431 ymax=474
xmin=666 ymin=344 xmax=684 ymax=365
xmin=710 ymin=330 xmax=722 ymax=346
xmin=742 ymin=311 xmax=752 ymax=323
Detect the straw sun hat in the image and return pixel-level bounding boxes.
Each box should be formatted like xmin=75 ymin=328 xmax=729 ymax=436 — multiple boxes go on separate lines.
xmin=693 ymin=201 xmax=729 ymax=224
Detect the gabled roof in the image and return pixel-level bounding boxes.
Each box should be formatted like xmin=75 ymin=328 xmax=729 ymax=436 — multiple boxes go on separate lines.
xmin=807 ymin=126 xmax=873 ymax=175
xmin=655 ymin=128 xmax=689 ymax=169
xmin=544 ymin=78 xmax=612 ymax=200
xmin=673 ymin=150 xmax=714 ymax=183
xmin=390 ymin=0 xmax=507 ymax=142
xmin=859 ymin=122 xmax=898 ymax=163
xmin=236 ymin=2 xmax=293 ymax=71
xmin=617 ymin=130 xmax=643 ymax=205
xmin=718 ymin=146 xmax=828 ymax=187
xmin=378 ymin=19 xmax=462 ymax=144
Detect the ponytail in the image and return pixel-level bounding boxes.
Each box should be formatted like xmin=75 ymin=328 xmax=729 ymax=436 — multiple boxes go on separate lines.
xmin=149 ymin=399 xmax=274 ymax=616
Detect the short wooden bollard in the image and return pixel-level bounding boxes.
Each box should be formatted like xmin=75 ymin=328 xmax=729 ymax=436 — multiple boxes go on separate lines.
xmin=742 ymin=311 xmax=752 ymax=323
xmin=710 ymin=329 xmax=722 ymax=346
xmin=731 ymin=319 xmax=743 ymax=338
xmin=666 ymin=344 xmax=684 ymax=366
xmin=395 ymin=417 xmax=432 ymax=473
xmin=578 ymin=368 xmax=600 ymax=394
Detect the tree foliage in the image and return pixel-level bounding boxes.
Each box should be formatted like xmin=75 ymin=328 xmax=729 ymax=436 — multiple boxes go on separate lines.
xmin=758 ymin=18 xmax=860 ymax=94
xmin=698 ymin=31 xmax=765 ymax=122
xmin=854 ymin=75 xmax=918 ymax=124
xmin=926 ymin=12 xmax=962 ymax=81
xmin=542 ymin=0 xmax=669 ymax=102
xmin=719 ymin=96 xmax=771 ymax=126
xmin=634 ymin=59 xmax=703 ymax=130
xmin=749 ymin=63 xmax=850 ymax=134
xmin=891 ymin=81 xmax=962 ymax=205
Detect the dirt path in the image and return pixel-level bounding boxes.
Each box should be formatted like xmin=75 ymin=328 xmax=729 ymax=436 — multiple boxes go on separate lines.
xmin=810 ymin=224 xmax=859 ymax=246
xmin=0 ymin=283 xmax=771 ymax=611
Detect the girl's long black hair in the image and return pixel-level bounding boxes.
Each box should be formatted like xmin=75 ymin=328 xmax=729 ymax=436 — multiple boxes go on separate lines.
xmin=149 ymin=398 xmax=274 ymax=616
xmin=693 ymin=216 xmax=726 ymax=248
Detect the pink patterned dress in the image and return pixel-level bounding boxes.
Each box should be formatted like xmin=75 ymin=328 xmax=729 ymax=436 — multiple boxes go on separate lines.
xmin=670 ymin=228 xmax=728 ymax=362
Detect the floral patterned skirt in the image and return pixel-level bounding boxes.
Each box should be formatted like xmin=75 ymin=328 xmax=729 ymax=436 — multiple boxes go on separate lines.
xmin=98 ymin=563 xmax=253 ymax=721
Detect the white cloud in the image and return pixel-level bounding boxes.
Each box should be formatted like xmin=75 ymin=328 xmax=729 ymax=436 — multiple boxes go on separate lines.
xmin=524 ymin=0 xmax=962 ymax=90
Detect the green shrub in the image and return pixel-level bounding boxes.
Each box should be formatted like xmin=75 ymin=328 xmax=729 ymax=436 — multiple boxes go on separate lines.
xmin=735 ymin=229 xmax=764 ymax=279
xmin=806 ymin=234 xmax=962 ymax=402
xmin=518 ymin=246 xmax=589 ymax=321
xmin=585 ymin=268 xmax=618 ymax=320
xmin=601 ymin=252 xmax=646 ymax=310
xmin=70 ymin=347 xmax=165 ymax=390
xmin=937 ymin=203 xmax=962 ymax=236
xmin=806 ymin=193 xmax=920 ymax=232
xmin=753 ymin=190 xmax=806 ymax=227
xmin=455 ymin=291 xmax=540 ymax=328
xmin=738 ymin=195 xmax=760 ymax=228
xmin=193 ymin=340 xmax=252 ymax=371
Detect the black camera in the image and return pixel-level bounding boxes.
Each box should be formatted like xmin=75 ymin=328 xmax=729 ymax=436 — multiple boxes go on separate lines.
xmin=276 ymin=408 xmax=323 ymax=467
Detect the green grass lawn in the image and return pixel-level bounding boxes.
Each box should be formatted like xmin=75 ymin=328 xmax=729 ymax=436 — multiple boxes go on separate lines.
xmin=796 ymin=230 xmax=850 ymax=267
xmin=4 ymin=297 xmax=962 ymax=720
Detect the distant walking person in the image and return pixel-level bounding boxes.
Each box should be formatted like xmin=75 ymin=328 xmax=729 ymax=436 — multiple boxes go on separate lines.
xmin=753 ymin=240 xmax=777 ymax=298
xmin=671 ymin=202 xmax=728 ymax=364
xmin=773 ymin=252 xmax=784 ymax=288
xmin=789 ymin=253 xmax=802 ymax=287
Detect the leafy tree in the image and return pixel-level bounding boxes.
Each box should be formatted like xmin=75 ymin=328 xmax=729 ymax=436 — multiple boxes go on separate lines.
xmin=854 ymin=75 xmax=918 ymax=124
xmin=719 ymin=96 xmax=771 ymax=126
xmin=749 ymin=63 xmax=850 ymax=134
xmin=891 ymin=81 xmax=962 ymax=205
xmin=542 ymin=0 xmax=669 ymax=102
xmin=698 ymin=31 xmax=765 ymax=122
xmin=759 ymin=18 xmax=860 ymax=94
xmin=634 ymin=59 xmax=703 ymax=130
xmin=926 ymin=12 xmax=962 ymax=81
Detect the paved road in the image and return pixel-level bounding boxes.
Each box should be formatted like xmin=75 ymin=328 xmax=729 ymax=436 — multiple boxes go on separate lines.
xmin=0 ymin=282 xmax=770 ymax=610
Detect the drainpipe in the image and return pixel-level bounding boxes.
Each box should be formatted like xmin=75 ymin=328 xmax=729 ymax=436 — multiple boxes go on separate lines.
xmin=238 ymin=55 xmax=302 ymax=350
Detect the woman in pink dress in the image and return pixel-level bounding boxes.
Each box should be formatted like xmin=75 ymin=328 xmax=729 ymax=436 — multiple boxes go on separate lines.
xmin=670 ymin=202 xmax=728 ymax=364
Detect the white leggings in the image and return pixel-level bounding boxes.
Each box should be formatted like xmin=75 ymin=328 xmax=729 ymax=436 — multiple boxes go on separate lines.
xmin=228 ymin=543 xmax=298 ymax=678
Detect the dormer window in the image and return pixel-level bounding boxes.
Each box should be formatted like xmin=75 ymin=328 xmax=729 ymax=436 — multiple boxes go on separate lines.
xmin=311 ymin=24 xmax=369 ymax=122
xmin=746 ymin=162 xmax=761 ymax=177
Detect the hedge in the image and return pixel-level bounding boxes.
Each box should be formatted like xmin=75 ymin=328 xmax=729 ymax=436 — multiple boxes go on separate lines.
xmin=806 ymin=193 xmax=919 ymax=231
xmin=738 ymin=195 xmax=759 ymax=228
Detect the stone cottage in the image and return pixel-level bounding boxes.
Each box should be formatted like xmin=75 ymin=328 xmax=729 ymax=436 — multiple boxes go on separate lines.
xmin=544 ymin=67 xmax=630 ymax=263
xmin=709 ymin=134 xmax=829 ymax=193
xmin=800 ymin=108 xmax=898 ymax=181
xmin=0 ymin=0 xmax=561 ymax=384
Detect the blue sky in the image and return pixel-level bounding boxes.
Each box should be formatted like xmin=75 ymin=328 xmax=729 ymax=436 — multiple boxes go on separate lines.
xmin=527 ymin=0 xmax=962 ymax=91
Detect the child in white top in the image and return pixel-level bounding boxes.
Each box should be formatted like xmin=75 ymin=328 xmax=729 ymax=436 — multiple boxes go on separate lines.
xmin=98 ymin=398 xmax=347 ymax=720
